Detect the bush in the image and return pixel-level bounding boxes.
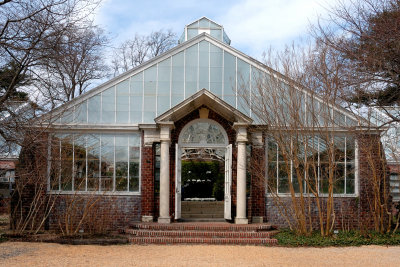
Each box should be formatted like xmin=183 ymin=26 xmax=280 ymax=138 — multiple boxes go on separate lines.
xmin=275 ymin=229 xmax=400 ymax=247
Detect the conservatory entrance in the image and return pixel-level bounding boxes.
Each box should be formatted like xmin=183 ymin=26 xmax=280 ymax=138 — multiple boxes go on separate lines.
xmin=175 ymin=119 xmax=232 ymax=221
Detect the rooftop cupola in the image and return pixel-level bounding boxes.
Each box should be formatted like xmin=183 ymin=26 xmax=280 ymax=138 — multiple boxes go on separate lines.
xmin=178 ymin=17 xmax=231 ymax=45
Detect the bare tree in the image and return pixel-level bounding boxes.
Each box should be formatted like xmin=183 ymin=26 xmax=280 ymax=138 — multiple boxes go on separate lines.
xmin=35 ymin=24 xmax=109 ymax=107
xmin=111 ymin=29 xmax=177 ymax=76
xmin=312 ymin=0 xmax=400 ymax=121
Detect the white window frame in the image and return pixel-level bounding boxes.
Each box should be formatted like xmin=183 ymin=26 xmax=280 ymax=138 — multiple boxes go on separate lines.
xmin=265 ymin=135 xmax=359 ymax=198
xmin=47 ymin=131 xmax=142 ymax=196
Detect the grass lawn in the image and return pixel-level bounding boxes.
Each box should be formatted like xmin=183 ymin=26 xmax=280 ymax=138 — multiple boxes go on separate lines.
xmin=275 ymin=229 xmax=400 ymax=247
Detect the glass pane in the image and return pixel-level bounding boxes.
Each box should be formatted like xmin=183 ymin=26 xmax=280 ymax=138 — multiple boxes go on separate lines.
xmin=172 ymin=51 xmax=184 ymax=106
xmin=88 ymin=95 xmax=101 ymax=124
xmin=346 ymin=163 xmax=355 ymax=194
xmin=75 ymin=101 xmax=87 ymax=123
xmin=346 ymin=136 xmax=355 ymax=161
xmin=237 ymin=58 xmax=250 ymax=115
xmin=199 ymin=18 xmax=210 ymax=28
xmin=210 ymin=44 xmax=222 ymax=96
xmin=74 ymin=134 xmax=86 ymax=191
xmin=333 ymin=163 xmax=345 ymax=194
xmin=319 ymin=163 xmax=330 ymax=194
xmin=102 ymin=87 xmax=115 ymax=124
xmin=116 ymin=80 xmax=130 ymax=123
xmin=185 ymin=44 xmax=198 ymax=97
xmin=59 ymin=134 xmax=73 ymax=191
xmin=187 ymin=28 xmax=197 ymax=39
xmin=129 ymin=134 xmax=140 ymax=192
xmin=115 ymin=135 xmax=128 ymax=191
xmin=181 ymin=122 xmax=226 ymax=145
xmin=278 ymin=162 xmax=289 ymax=193
xmin=158 ymin=58 xmax=171 ymax=114
xmin=210 ymin=29 xmax=222 ymax=40
xmin=60 ymin=108 xmax=74 ymax=124
xmin=87 ymin=134 xmax=100 ymax=191
xmin=333 ymin=136 xmax=346 ymax=162
xmin=267 ymin=162 xmax=277 ymax=193
xmin=143 ymin=66 xmax=157 ymax=122
xmin=199 ymin=41 xmax=209 ymax=90
xmin=130 ymin=73 xmax=143 ymax=123
xmin=223 ymin=51 xmax=236 ymax=107
xmin=101 ymin=135 xmax=114 ymax=191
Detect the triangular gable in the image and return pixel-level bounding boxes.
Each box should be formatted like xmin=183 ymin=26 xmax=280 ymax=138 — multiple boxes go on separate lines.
xmin=39 ymin=28 xmax=369 ymax=128
xmin=155 ymin=88 xmax=252 ymax=124
xmin=186 ymin=17 xmax=222 ymax=29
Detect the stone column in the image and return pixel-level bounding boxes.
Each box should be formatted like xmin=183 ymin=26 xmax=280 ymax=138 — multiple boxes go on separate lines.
xmin=158 ymin=122 xmax=174 ymax=224
xmin=234 ymin=124 xmax=249 ymax=224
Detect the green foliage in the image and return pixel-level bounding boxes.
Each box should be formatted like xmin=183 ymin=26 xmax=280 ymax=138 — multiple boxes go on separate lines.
xmin=0 ymin=61 xmax=30 ymax=101
xmin=275 ymin=229 xmax=400 ymax=247
xmin=181 ymin=161 xmax=224 ymax=200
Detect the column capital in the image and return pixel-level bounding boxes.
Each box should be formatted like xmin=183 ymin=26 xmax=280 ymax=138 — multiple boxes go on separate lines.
xmin=233 ymin=122 xmax=249 ymax=143
xmin=158 ymin=121 xmax=174 ymax=142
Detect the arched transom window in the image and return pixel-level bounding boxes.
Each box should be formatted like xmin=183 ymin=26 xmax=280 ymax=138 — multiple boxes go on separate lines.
xmin=179 ymin=119 xmax=228 ymax=147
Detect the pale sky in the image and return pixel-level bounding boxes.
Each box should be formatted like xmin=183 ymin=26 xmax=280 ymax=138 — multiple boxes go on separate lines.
xmin=93 ymin=0 xmax=336 ymax=60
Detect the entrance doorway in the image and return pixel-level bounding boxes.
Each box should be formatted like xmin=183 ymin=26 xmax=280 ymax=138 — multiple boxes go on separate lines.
xmin=180 ymin=148 xmax=224 ymax=220
xmin=175 ymin=119 xmax=232 ymax=221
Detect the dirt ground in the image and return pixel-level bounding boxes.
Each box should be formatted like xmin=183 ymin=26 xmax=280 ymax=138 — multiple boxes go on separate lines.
xmin=0 ymin=242 xmax=399 ymax=267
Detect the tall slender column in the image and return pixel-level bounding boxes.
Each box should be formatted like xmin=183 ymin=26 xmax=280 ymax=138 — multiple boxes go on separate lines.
xmin=158 ymin=140 xmax=170 ymax=223
xmin=234 ymin=124 xmax=249 ymax=224
xmin=158 ymin=123 xmax=173 ymax=224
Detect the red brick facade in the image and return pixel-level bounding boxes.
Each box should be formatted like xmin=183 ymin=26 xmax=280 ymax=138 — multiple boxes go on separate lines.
xmin=11 ymin=110 xmax=390 ymax=232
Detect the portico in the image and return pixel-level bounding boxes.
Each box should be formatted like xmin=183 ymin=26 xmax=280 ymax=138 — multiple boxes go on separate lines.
xmin=152 ymin=89 xmax=253 ymax=224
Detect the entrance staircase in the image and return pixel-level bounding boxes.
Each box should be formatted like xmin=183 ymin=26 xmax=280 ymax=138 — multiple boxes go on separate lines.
xmin=124 ymin=222 xmax=279 ymax=245
xmin=181 ymin=201 xmax=224 ymax=221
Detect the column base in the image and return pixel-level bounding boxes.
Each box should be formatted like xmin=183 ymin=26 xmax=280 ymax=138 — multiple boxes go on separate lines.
xmin=251 ymin=216 xmax=263 ymax=223
xmin=235 ymin=217 xmax=248 ymax=224
xmin=142 ymin=215 xmax=153 ymax=222
xmin=157 ymin=217 xmax=171 ymax=224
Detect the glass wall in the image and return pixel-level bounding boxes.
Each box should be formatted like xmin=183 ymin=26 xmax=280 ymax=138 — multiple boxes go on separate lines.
xmin=57 ymin=40 xmax=357 ymax=128
xmin=50 ymin=133 xmax=140 ymax=193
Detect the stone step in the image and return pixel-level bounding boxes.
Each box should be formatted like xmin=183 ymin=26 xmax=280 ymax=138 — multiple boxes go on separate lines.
xmin=129 ymin=222 xmax=276 ymax=232
xmin=181 ymin=206 xmax=224 ymax=212
xmin=180 ymin=213 xmax=224 ymax=219
xmin=125 ymin=229 xmax=279 ymax=238
xmin=128 ymin=236 xmax=278 ymax=245
xmin=179 ymin=218 xmax=226 ymax=223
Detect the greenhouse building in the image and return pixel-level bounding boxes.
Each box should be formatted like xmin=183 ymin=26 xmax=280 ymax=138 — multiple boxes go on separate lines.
xmin=15 ymin=17 xmax=388 ymax=231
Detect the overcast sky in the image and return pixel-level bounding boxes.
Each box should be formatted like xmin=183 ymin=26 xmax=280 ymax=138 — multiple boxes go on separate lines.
xmin=93 ymin=0 xmax=338 ymax=60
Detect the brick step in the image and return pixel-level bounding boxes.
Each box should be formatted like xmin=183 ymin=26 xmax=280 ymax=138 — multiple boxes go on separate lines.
xmin=180 ymin=213 xmax=224 ymax=218
xmin=180 ymin=218 xmax=226 ymax=222
xmin=125 ymin=229 xmax=278 ymax=238
xmin=181 ymin=207 xmax=224 ymax=212
xmin=128 ymin=236 xmax=278 ymax=245
xmin=129 ymin=223 xmax=275 ymax=232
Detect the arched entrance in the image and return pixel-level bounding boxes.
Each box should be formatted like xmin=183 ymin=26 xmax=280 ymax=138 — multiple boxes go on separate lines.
xmin=175 ymin=119 xmax=232 ymax=221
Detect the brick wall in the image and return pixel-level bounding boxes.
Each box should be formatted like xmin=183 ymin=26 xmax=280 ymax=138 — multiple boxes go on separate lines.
xmin=248 ymin=146 xmax=266 ymax=221
xmin=49 ymin=194 xmax=141 ymax=232
xmin=141 ymin=137 xmax=155 ymax=217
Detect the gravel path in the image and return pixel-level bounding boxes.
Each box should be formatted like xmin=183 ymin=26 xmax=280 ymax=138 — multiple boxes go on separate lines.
xmin=1 ymin=242 xmax=400 ymax=267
